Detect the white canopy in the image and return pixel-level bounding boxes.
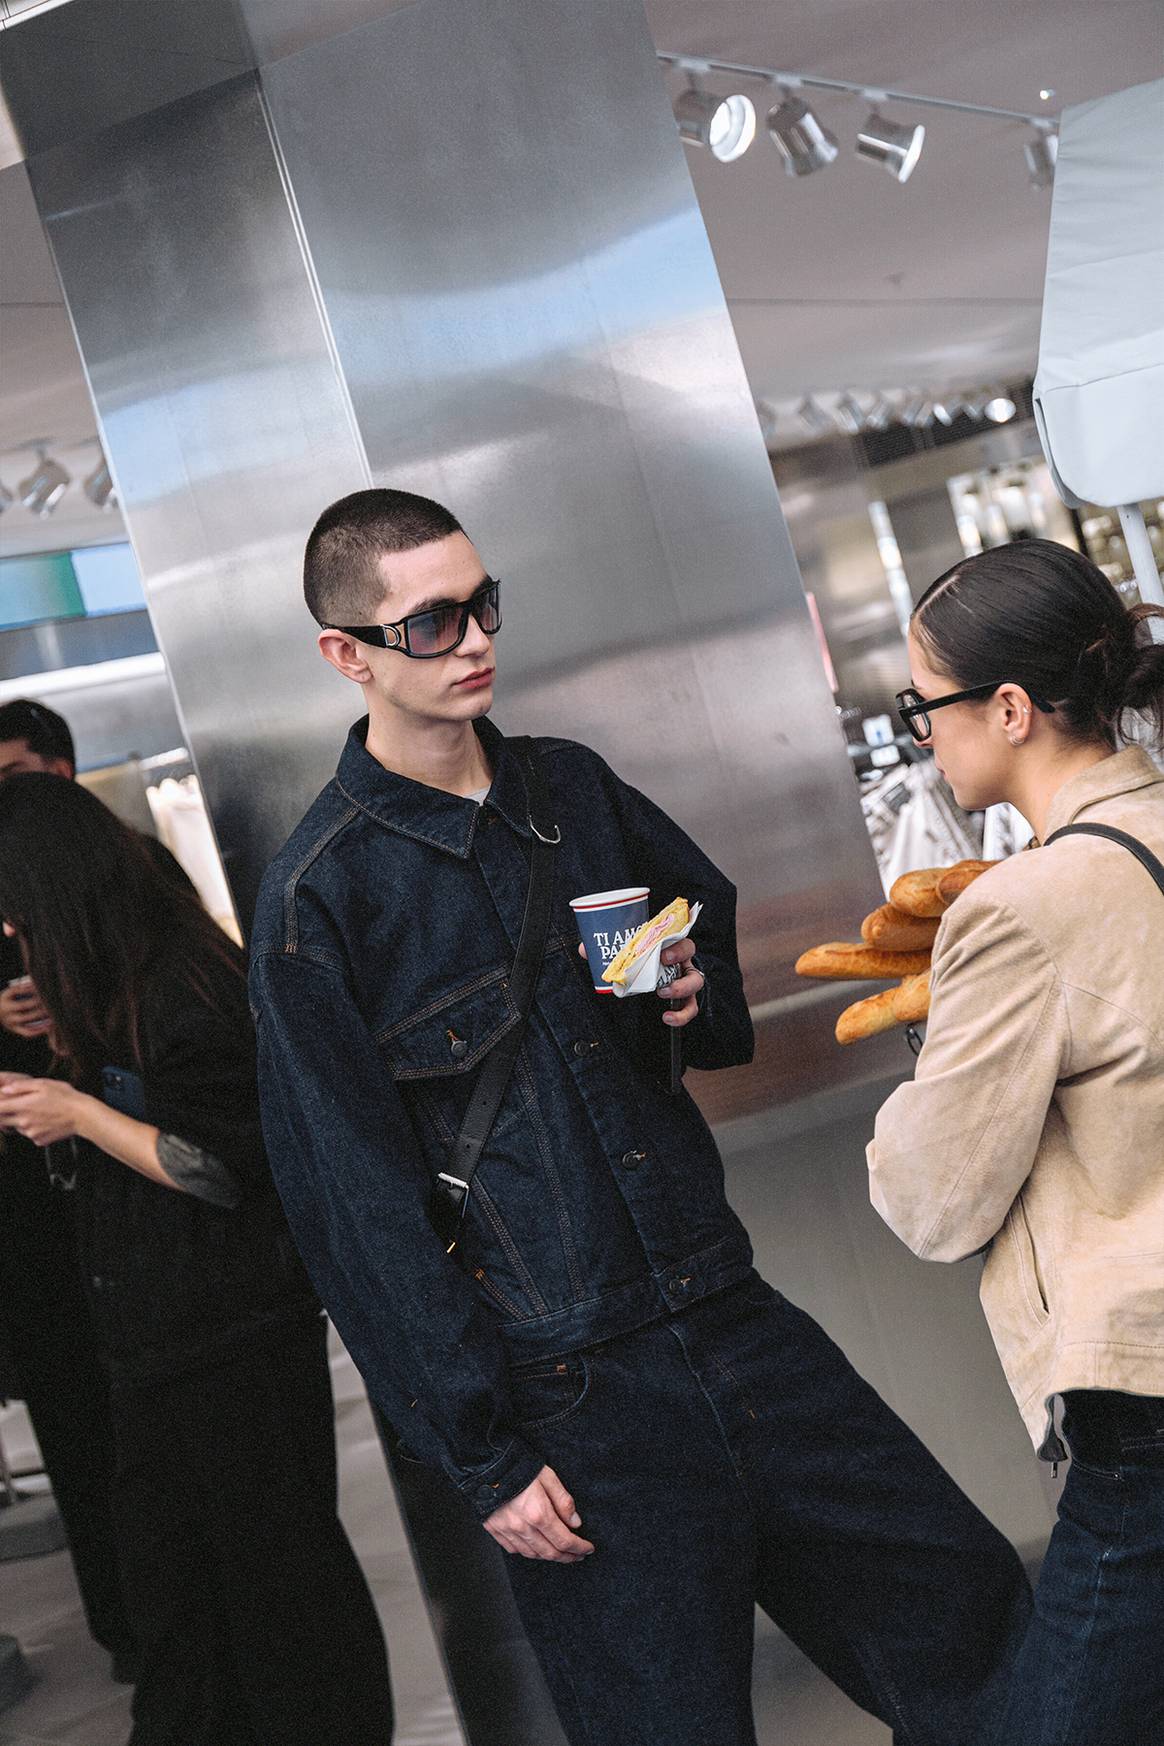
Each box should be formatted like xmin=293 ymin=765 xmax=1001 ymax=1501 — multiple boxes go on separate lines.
xmin=1034 ymin=77 xmax=1164 ymax=511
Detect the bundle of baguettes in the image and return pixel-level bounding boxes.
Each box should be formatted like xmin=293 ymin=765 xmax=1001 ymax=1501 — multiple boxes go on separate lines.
xmin=792 ymin=859 xmax=997 ymax=1044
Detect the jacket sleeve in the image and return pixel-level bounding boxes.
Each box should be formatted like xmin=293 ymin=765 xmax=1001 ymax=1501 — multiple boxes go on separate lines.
xmin=595 ymin=757 xmax=754 ymax=1072
xmin=249 ymin=946 xmax=544 ymax=1519
xmin=867 ymin=890 xmax=1069 ymax=1262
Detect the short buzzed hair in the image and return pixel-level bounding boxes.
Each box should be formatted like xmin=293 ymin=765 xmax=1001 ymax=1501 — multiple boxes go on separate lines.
xmin=0 ymin=699 xmax=75 ymax=770
xmin=303 ymin=489 xmax=464 ymax=626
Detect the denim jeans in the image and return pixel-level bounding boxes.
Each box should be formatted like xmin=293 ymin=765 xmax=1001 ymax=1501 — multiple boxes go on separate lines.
xmin=503 ymin=1274 xmax=1031 ymax=1746
xmin=998 ymin=1389 xmax=1164 ymax=1746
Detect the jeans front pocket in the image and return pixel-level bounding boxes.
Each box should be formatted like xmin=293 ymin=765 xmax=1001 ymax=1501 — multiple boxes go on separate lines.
xmin=509 ymin=1355 xmax=590 ymax=1430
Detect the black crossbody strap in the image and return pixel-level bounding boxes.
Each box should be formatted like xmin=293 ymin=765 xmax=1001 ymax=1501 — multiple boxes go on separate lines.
xmin=436 ymin=738 xmax=559 ymax=1249
xmin=1046 ymin=823 xmax=1164 ymax=897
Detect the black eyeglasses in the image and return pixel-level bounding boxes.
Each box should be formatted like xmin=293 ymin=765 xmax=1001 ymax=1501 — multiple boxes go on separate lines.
xmin=895 ymin=682 xmax=1056 ymax=744
xmin=329 ymin=577 xmax=502 ymax=659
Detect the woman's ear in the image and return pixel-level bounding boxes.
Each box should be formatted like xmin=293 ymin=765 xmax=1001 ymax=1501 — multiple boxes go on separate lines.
xmin=996 ymin=684 xmax=1032 ymax=748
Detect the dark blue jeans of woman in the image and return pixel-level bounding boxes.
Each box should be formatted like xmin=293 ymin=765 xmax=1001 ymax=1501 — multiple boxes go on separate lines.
xmin=998 ymin=1389 xmax=1164 ymax=1746
xmin=504 ymin=1275 xmax=1031 ymax=1746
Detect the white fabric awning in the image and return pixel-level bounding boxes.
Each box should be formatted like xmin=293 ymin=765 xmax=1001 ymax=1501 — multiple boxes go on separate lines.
xmin=1034 ymin=77 xmax=1164 ymax=509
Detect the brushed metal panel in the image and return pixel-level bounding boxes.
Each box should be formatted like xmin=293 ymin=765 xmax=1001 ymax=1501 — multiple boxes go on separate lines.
xmin=26 ymin=74 xmax=370 ymax=922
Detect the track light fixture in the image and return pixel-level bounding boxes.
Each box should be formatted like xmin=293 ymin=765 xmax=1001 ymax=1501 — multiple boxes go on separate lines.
xmin=18 ymin=446 xmax=70 ymax=516
xmin=766 ymin=92 xmax=839 ymax=178
xmin=1024 ymin=130 xmax=1058 ymax=189
xmin=83 ymin=453 xmax=117 ymax=511
xmin=856 ymin=109 xmax=926 ymax=183
xmin=797 ymin=396 xmax=834 ymax=437
xmin=834 ymin=392 xmax=868 ymax=435
xmin=673 ymin=71 xmax=756 ymax=163
xmin=983 ymin=394 xmax=1017 ymax=423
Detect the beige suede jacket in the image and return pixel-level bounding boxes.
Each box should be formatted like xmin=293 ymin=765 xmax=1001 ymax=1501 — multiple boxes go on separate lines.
xmin=869 ymin=747 xmax=1164 ymax=1458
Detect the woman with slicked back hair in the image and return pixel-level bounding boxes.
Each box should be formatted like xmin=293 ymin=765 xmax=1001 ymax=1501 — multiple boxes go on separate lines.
xmin=868 ymin=538 xmax=1164 ymax=1744
xmin=0 ymin=775 xmax=392 ymax=1746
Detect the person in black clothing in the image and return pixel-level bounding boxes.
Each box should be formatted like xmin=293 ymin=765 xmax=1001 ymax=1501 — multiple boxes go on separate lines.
xmin=0 ymin=699 xmax=137 ymax=1680
xmin=0 ymin=773 xmax=393 ymax=1746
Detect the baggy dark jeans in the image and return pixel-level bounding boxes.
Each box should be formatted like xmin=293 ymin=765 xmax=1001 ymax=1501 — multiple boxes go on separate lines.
xmin=504 ymin=1275 xmax=1031 ymax=1746
xmin=998 ymin=1389 xmax=1164 ymax=1746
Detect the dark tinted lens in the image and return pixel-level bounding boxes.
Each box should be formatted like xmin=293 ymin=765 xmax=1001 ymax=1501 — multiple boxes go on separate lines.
xmin=474 ymin=582 xmax=501 ymax=634
xmin=407 ymin=603 xmax=465 ymax=656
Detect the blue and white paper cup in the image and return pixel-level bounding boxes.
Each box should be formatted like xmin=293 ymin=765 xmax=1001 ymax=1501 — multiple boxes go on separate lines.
xmin=569 ymin=887 xmax=650 ymax=993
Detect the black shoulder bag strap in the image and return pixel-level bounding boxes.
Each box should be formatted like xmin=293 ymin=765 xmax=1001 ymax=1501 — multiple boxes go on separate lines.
xmin=1045 ymin=822 xmax=1164 ymax=898
xmin=433 ymin=737 xmax=560 ymax=1253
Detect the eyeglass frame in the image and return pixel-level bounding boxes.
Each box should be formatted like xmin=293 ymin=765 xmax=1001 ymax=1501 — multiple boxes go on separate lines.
xmin=327 ymin=576 xmax=502 ymax=659
xmin=895 ymin=680 xmax=1056 ymax=744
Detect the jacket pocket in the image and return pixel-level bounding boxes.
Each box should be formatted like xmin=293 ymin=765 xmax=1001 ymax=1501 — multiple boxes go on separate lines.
xmin=1008 ymin=1193 xmax=1052 ymax=1324
xmin=377 ymin=967 xmax=518 ymax=1081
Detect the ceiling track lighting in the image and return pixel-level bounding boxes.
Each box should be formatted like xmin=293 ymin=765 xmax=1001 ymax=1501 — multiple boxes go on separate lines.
xmin=17 ymin=444 xmax=71 ymax=517
xmin=1024 ymin=130 xmax=1059 ymax=189
xmin=672 ymin=64 xmax=756 ymax=163
xmin=856 ymin=107 xmax=926 ymax=183
xmin=833 ymin=392 xmax=869 ymax=435
xmin=658 ymin=53 xmax=1060 ymax=190
xmin=766 ymin=88 xmax=839 ymax=178
xmin=797 ymin=395 xmax=835 ymax=436
xmin=83 ymin=452 xmax=117 ymax=511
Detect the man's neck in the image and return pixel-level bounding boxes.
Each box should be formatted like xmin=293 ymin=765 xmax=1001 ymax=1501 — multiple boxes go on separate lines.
xmin=364 ymin=709 xmax=492 ymax=798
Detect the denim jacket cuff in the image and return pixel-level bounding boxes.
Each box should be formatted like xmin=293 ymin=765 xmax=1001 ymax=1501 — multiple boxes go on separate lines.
xmin=459 ymin=1438 xmax=546 ymax=1522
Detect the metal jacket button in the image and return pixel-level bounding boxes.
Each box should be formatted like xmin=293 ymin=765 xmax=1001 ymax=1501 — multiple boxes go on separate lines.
xmin=447 ymin=1032 xmax=469 ymax=1059
xmin=573 ymin=1039 xmax=588 ymax=1057
xmin=621 ymin=1149 xmax=645 ymax=1169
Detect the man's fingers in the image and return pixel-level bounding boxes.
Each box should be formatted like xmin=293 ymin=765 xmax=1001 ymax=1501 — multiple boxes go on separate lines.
xmin=538 ymin=1466 xmax=582 ymax=1528
xmin=657 ymin=969 xmax=703 ymax=1002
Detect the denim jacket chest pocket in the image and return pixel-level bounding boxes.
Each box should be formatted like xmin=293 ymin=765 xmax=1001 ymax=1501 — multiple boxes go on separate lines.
xmin=376 ymin=967 xmax=523 ymax=1147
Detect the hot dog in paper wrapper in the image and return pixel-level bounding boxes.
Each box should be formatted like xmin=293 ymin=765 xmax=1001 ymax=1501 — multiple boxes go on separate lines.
xmin=601 ymin=897 xmax=702 ymax=999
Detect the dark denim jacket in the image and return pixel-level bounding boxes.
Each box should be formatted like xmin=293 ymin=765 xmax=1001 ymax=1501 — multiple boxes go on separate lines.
xmin=249 ymin=718 xmax=754 ymax=1518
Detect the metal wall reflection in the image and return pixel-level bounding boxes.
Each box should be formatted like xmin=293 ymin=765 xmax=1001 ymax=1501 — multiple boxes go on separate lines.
xmin=3 ymin=0 xmax=1054 ymax=1737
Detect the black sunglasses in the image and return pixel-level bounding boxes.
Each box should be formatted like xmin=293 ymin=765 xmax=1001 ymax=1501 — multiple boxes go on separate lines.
xmin=329 ymin=577 xmax=502 ymax=660
xmin=895 ymin=681 xmax=1056 ymax=744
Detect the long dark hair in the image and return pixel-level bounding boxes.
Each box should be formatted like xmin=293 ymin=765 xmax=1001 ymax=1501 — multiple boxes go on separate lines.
xmin=913 ymin=539 xmax=1164 ymax=747
xmin=0 ymin=774 xmax=242 ymax=1079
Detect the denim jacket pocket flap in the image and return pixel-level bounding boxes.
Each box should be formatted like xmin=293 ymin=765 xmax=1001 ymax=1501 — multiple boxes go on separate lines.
xmin=378 ymin=969 xmax=519 ymax=1081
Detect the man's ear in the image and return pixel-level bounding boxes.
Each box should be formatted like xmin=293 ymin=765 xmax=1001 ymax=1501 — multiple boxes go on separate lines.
xmin=318 ymin=628 xmax=375 ymax=686
xmin=49 ymin=758 xmax=75 ymax=780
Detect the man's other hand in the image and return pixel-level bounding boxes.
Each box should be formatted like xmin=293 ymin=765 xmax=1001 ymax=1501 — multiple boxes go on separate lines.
xmin=0 ymin=980 xmax=51 ymax=1039
xmin=483 ymin=1465 xmax=595 ymax=1562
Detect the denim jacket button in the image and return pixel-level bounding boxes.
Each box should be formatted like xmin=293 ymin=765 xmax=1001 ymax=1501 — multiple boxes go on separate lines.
xmin=621 ymin=1150 xmax=645 ymax=1169
xmin=572 ymin=1039 xmax=588 ymax=1058
xmin=449 ymin=1037 xmax=469 ymax=1060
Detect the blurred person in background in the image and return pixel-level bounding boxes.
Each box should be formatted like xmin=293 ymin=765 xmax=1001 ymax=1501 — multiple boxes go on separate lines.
xmin=0 ymin=699 xmax=137 ymax=1681
xmin=870 ymin=540 xmax=1164 ymax=1745
xmin=0 ymin=773 xmax=393 ymax=1746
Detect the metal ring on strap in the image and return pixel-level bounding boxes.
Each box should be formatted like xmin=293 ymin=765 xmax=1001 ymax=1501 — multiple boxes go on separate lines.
xmin=530 ymin=817 xmax=561 ymax=844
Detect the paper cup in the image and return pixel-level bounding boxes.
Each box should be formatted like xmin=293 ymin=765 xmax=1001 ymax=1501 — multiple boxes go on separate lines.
xmin=569 ymin=887 xmax=649 ymax=993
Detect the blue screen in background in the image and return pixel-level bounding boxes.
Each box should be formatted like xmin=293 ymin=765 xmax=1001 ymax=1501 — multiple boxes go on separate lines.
xmin=0 ymin=542 xmax=145 ymax=629
xmin=70 ymin=544 xmax=146 ymax=615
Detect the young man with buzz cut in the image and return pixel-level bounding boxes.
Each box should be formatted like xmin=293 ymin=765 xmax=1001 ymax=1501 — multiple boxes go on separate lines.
xmin=249 ymin=488 xmax=1031 ymax=1745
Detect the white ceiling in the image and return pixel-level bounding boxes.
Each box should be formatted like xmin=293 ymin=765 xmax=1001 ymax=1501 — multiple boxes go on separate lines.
xmin=644 ymin=0 xmax=1164 ymax=441
xmin=1 ymin=0 xmax=1161 ymax=555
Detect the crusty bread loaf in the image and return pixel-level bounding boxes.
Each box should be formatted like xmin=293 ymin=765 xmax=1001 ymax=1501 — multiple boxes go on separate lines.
xmin=891 ymin=971 xmax=931 ymax=1024
xmin=836 ymin=987 xmax=901 ymax=1045
xmin=935 ymin=860 xmax=998 ymax=904
xmin=888 ymin=868 xmax=950 ymax=918
xmin=860 ymin=904 xmax=941 ymax=952
xmin=795 ymin=943 xmax=933 ymax=981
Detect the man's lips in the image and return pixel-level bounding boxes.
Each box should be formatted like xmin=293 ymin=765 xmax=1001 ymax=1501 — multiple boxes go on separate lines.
xmin=454 ymin=668 xmax=494 ymax=688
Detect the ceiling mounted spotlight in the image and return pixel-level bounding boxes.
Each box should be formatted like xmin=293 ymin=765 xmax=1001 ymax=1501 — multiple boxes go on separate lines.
xmin=797 ymin=395 xmax=835 ymax=437
xmin=856 ymin=109 xmax=925 ymax=183
xmin=864 ymin=393 xmax=895 ymax=431
xmin=983 ymin=393 xmax=1017 ymax=423
xmin=931 ymin=396 xmax=959 ymax=427
xmin=900 ymin=394 xmax=934 ymax=428
xmin=963 ymin=392 xmax=989 ymax=420
xmin=673 ymin=82 xmax=756 ymax=163
xmin=83 ymin=453 xmax=117 ymax=511
xmin=834 ymin=392 xmax=868 ymax=435
xmin=18 ymin=447 xmax=71 ymax=516
xmin=766 ymin=93 xmax=839 ymax=177
xmin=1025 ymin=130 xmax=1058 ymax=189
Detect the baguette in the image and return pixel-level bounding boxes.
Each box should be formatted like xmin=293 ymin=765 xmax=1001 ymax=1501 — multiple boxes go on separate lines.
xmin=891 ymin=971 xmax=931 ymax=1024
xmin=888 ymin=867 xmax=949 ymax=918
xmin=795 ymin=942 xmax=933 ymax=982
xmin=835 ymin=987 xmax=901 ymax=1045
xmin=935 ymin=860 xmax=998 ymax=904
xmin=860 ymin=904 xmax=941 ymax=953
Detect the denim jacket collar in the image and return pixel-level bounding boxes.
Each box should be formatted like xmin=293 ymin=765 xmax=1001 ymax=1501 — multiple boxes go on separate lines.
xmin=334 ymin=715 xmax=531 ymax=858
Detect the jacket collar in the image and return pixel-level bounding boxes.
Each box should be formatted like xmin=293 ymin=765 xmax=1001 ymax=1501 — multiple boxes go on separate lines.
xmin=334 ymin=715 xmax=530 ymax=857
xmin=1045 ymin=745 xmax=1164 ymax=838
